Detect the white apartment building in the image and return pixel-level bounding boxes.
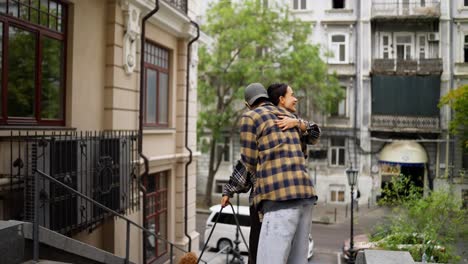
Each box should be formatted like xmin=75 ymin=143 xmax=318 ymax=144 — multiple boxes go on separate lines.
xmin=197 ymin=0 xmax=468 ymax=208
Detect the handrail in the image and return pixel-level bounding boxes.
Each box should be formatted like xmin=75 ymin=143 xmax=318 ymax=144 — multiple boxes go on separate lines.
xmin=33 ymin=169 xmax=206 ymax=264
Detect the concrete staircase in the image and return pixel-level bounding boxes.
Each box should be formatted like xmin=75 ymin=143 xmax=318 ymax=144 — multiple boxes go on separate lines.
xmin=0 ymin=221 xmax=133 ymax=264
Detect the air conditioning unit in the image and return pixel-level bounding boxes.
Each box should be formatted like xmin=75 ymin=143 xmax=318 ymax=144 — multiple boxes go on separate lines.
xmin=427 ymin=32 xmax=440 ymax=42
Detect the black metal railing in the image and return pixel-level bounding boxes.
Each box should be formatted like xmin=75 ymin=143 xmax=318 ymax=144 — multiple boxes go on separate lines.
xmin=163 ymin=0 xmax=187 ymax=14
xmin=0 ymin=131 xmax=140 ymax=235
xmin=34 ymin=169 xmax=199 ymax=264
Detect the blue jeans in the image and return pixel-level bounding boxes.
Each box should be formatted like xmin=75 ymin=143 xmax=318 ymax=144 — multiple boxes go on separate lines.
xmin=257 ymin=201 xmax=313 ymax=264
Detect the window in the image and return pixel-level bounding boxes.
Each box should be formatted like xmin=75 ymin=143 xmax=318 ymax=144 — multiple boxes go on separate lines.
xmin=309 ymin=149 xmax=328 ymax=160
xmin=215 ymin=136 xmax=231 ymax=163
xmin=145 ymin=171 xmax=169 ymax=263
xmin=144 ymin=41 xmax=170 ymax=127
xmin=296 ymin=90 xmax=307 ymax=117
xmin=330 ymin=137 xmax=345 ymax=166
xmin=381 ymin=34 xmax=392 ymax=59
xmin=464 ymin=35 xmax=468 ymax=63
xmin=418 ymin=34 xmax=427 ymax=59
xmin=0 ymin=0 xmax=67 ymax=125
xmin=330 ymin=184 xmax=346 ymax=203
xmin=465 ymin=0 xmax=468 ymax=7
xmin=330 ymin=87 xmax=346 ymax=117
xmin=332 ymin=0 xmax=345 ymax=9
xmin=395 ymin=35 xmax=413 ymax=60
xmin=293 ymin=0 xmax=306 ymax=10
xmin=214 ymin=180 xmax=229 ymax=193
xmin=420 ymin=0 xmax=426 ymax=7
xmin=463 ymin=189 xmax=468 ymax=209
xmin=330 ymin=34 xmax=347 ymax=63
xmin=463 ymin=147 xmax=468 ymax=170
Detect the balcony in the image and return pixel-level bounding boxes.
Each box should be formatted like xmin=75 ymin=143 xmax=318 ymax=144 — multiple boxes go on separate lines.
xmin=163 ymin=0 xmax=187 ymax=14
xmin=372 ymin=58 xmax=442 ymax=75
xmin=371 ymin=115 xmax=440 ymax=131
xmin=372 ymin=0 xmax=440 ymax=21
xmin=328 ymin=63 xmax=356 ymax=76
xmin=0 ymin=130 xmax=140 ymax=235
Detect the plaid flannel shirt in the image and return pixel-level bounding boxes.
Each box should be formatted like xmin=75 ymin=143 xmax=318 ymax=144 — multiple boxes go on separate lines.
xmin=240 ymin=102 xmax=317 ymax=206
xmin=222 ymin=160 xmax=256 ymax=201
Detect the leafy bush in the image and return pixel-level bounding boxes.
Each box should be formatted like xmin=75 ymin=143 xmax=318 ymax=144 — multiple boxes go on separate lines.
xmin=377 ymin=175 xmax=422 ymax=206
xmin=371 ymin=176 xmax=468 ymax=263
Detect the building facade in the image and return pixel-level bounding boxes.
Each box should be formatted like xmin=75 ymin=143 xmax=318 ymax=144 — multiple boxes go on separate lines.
xmin=0 ymin=0 xmax=201 ymax=263
xmin=198 ymin=0 xmax=468 ymax=208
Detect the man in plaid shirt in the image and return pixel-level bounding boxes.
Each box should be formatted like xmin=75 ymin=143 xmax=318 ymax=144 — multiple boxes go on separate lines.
xmin=240 ymin=83 xmax=317 ymax=264
xmin=222 ymin=83 xmax=320 ymax=263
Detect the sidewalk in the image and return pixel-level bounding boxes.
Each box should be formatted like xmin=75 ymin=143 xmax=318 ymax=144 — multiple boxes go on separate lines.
xmin=311 ymin=202 xmax=380 ymax=224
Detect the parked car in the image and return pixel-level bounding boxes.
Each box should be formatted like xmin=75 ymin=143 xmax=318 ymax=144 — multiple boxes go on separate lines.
xmin=204 ymin=205 xmax=315 ymax=259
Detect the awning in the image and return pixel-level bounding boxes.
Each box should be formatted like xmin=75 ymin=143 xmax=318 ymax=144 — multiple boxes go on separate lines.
xmin=379 ymin=141 xmax=428 ymax=165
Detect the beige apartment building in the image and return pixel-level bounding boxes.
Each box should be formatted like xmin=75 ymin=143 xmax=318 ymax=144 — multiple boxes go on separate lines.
xmin=0 ymin=0 xmax=200 ymax=263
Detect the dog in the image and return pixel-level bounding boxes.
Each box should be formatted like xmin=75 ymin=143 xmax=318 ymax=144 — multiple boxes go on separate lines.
xmin=178 ymin=251 xmax=198 ymax=264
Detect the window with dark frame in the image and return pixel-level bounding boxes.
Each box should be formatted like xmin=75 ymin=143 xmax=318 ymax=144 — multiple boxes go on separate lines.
xmin=332 ymin=0 xmax=345 ymax=9
xmin=331 ymin=190 xmax=345 ymax=202
xmin=330 ymin=137 xmax=346 ymax=166
xmin=0 ymin=0 xmax=67 ymax=125
xmin=292 ymin=0 xmax=306 ymax=10
xmin=464 ymin=35 xmax=468 ymax=63
xmin=145 ymin=170 xmax=169 ymax=263
xmin=331 ymin=34 xmax=346 ymax=63
xmin=144 ymin=41 xmax=169 ymax=127
xmin=330 ymin=86 xmax=346 ymax=117
xmin=465 ymin=0 xmax=468 ymax=7
xmin=214 ymin=179 xmax=229 ymax=193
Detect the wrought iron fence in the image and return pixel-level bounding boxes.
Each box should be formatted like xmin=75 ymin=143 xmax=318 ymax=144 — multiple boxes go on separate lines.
xmin=164 ymin=0 xmax=187 ymax=14
xmin=0 ymin=130 xmax=140 ymax=235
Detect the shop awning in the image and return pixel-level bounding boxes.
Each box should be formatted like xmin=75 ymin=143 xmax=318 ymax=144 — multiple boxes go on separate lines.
xmin=379 ymin=141 xmax=428 ymax=166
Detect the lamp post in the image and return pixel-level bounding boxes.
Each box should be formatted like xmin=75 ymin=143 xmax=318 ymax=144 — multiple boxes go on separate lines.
xmin=346 ymin=168 xmax=359 ymax=263
xmin=230 ymin=193 xmax=244 ymax=264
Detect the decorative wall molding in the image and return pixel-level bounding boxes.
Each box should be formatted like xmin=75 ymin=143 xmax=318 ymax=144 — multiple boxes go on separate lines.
xmin=120 ymin=0 xmax=141 ymax=74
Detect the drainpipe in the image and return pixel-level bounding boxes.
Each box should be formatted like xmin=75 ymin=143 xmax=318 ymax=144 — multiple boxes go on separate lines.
xmin=353 ymin=0 xmax=361 ymax=170
xmin=139 ymin=1 xmax=159 ymax=263
xmin=446 ymin=0 xmax=453 ymax=181
xmin=185 ymin=20 xmax=200 ymax=252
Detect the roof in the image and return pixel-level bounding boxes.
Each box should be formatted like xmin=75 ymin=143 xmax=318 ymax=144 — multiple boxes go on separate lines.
xmin=209 ymin=204 xmax=250 ymax=216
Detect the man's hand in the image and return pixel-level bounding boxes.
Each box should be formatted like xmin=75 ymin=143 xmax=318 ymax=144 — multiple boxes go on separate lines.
xmin=221 ymin=195 xmax=230 ymax=208
xmin=275 ymin=115 xmax=298 ymax=131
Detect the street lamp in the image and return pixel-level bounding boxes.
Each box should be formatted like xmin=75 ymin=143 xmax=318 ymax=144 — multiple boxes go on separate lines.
xmin=346 ymin=168 xmax=359 ymax=263
xmin=230 ymin=193 xmax=244 ymax=264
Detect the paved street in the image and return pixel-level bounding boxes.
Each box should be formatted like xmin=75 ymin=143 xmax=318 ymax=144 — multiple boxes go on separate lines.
xmin=196 ymin=205 xmax=389 ymax=264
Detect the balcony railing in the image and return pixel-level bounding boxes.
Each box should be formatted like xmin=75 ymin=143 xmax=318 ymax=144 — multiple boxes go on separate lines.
xmin=372 ymin=58 xmax=442 ymax=75
xmin=0 ymin=130 xmax=140 ymax=235
xmin=372 ymin=0 xmax=440 ymax=19
xmin=163 ymin=0 xmax=187 ymax=14
xmin=371 ymin=115 xmax=439 ymax=130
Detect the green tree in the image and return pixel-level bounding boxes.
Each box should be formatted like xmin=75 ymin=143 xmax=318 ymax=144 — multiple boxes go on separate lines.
xmin=372 ymin=177 xmax=468 ymax=263
xmin=439 ymin=85 xmax=468 ymax=149
xmin=198 ymin=0 xmax=342 ymax=206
